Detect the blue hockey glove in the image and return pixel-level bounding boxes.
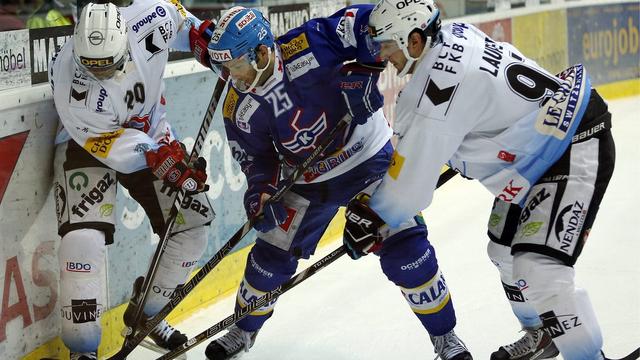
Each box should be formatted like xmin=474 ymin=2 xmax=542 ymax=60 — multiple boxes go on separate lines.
xmin=343 ymin=194 xmax=385 ymax=260
xmin=339 ymin=62 xmax=385 ymax=125
xmin=244 ymin=187 xmax=289 ymax=233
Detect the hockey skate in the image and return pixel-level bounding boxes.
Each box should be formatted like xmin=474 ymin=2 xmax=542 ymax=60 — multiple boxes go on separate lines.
xmin=122 ymin=276 xmax=188 ymax=358
xmin=69 ymin=351 xmax=97 ymax=360
xmin=490 ymin=327 xmax=559 ymax=360
xmin=204 ymin=324 xmax=259 ymax=360
xmin=430 ymin=330 xmax=473 ymax=360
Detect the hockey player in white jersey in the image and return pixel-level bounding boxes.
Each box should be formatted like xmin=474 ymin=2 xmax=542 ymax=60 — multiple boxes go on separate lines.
xmin=341 ymin=1 xmax=636 ymax=360
xmin=49 ymin=2 xmax=214 ymax=359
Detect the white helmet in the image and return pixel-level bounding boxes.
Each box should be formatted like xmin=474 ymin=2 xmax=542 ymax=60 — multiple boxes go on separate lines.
xmin=368 ymin=0 xmax=441 ymax=76
xmin=73 ymin=2 xmax=128 ymax=79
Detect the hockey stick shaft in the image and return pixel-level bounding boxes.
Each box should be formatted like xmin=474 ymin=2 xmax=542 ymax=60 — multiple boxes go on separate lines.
xmin=110 ymin=77 xmax=227 ymax=360
xmin=157 ymin=167 xmax=459 ymax=360
xmin=157 ymin=246 xmax=347 ymax=360
xmin=110 ymin=105 xmax=353 ymax=359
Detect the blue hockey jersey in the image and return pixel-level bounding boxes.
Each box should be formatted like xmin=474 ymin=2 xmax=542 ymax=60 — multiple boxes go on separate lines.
xmin=221 ymin=5 xmax=392 ymax=193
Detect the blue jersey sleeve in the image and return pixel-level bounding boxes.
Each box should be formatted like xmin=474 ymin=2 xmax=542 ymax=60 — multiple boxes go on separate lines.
xmin=277 ymin=4 xmax=377 ymax=68
xmin=222 ymin=87 xmax=281 ymax=193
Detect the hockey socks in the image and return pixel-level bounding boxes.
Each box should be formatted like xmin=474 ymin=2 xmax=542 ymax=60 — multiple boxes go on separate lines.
xmin=514 ymin=252 xmax=603 ymax=360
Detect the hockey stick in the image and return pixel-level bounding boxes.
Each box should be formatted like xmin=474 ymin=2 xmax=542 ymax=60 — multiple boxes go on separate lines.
xmin=157 ymin=167 xmax=459 ymax=360
xmin=110 ymin=77 xmax=227 ymax=360
xmin=109 ymin=96 xmax=355 ymax=360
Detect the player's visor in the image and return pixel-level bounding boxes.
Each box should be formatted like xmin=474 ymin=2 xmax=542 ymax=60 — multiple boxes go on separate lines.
xmin=219 ymin=53 xmax=258 ymax=92
xmin=366 ymin=27 xmax=400 ymax=60
xmin=74 ymin=51 xmax=129 ymax=80
xmin=75 ymin=51 xmax=129 ymax=80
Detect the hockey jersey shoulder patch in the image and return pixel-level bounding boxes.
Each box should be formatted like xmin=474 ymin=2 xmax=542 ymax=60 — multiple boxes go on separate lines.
xmin=280 ymin=32 xmax=310 ymax=61
xmin=415 ymin=75 xmax=460 ymax=121
xmin=235 ymin=95 xmax=260 ymax=134
xmin=83 ymin=129 xmax=124 ymax=159
xmin=223 ymin=87 xmax=260 ymax=134
xmin=336 ymin=8 xmax=358 ymax=48
xmin=388 ymin=150 xmax=405 ymax=180
xmin=68 ymin=70 xmax=91 ymax=109
xmin=285 ymin=52 xmax=320 ymax=81
xmin=167 ymin=0 xmax=187 ymax=18
xmin=129 ymin=4 xmax=170 ymax=36
xmin=137 ymin=21 xmax=173 ymax=61
xmin=223 ymin=86 xmax=239 ymax=121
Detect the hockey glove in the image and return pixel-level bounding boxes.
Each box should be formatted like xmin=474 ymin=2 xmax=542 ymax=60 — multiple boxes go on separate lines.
xmin=145 ymin=140 xmax=209 ymax=193
xmin=244 ymin=186 xmax=289 ymax=233
xmin=189 ymin=19 xmax=215 ymax=68
xmin=339 ymin=62 xmax=385 ymax=125
xmin=189 ymin=19 xmax=230 ymax=80
xmin=343 ymin=193 xmax=385 ymax=260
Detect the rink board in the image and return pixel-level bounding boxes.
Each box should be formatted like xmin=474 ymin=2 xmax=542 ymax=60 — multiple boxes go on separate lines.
xmin=0 ymin=0 xmax=636 ymax=359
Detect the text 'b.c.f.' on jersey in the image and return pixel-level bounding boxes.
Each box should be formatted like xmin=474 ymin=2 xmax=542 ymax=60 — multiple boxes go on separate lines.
xmin=370 ymin=23 xmax=591 ymax=227
xmin=221 ymin=4 xmax=392 ymax=190
xmin=49 ymin=0 xmax=199 ymax=174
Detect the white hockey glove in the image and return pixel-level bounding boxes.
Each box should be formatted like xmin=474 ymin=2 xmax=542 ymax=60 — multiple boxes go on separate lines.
xmin=343 ymin=193 xmax=385 ymax=260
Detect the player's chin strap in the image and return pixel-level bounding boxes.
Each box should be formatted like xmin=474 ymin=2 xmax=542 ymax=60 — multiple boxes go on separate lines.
xmin=156 ymin=167 xmax=460 ymax=360
xmin=397 ymin=41 xmax=430 ymax=77
xmin=238 ymin=47 xmax=273 ymax=94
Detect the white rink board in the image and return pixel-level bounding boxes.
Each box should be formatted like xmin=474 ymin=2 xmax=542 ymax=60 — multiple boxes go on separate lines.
xmin=144 ymin=96 xmax=640 ymax=360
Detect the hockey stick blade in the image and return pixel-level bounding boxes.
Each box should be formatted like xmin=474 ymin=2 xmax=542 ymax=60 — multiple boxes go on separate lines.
xmin=118 ymin=328 xmax=187 ymax=360
xmin=156 ymin=168 xmax=458 ymax=360
xmin=110 ymin=77 xmax=227 ymax=360
xmin=109 ymin=110 xmax=352 ymax=360
xmin=607 ymin=347 xmax=640 ymax=360
xmin=156 ymin=246 xmax=348 ymax=360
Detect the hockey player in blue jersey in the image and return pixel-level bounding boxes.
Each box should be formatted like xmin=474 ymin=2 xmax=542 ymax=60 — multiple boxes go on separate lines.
xmin=188 ymin=5 xmax=472 ymax=360
xmin=341 ymin=1 xmax=637 ymax=360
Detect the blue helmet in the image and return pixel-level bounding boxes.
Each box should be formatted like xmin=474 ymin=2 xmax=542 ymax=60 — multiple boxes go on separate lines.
xmin=208 ymin=6 xmax=274 ymax=64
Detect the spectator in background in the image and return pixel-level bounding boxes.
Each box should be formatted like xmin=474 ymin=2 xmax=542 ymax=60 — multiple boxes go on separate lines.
xmin=26 ymin=0 xmax=73 ymax=28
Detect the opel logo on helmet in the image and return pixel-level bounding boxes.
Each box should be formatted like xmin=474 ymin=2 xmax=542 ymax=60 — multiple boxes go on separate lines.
xmin=88 ymin=31 xmax=105 ymax=45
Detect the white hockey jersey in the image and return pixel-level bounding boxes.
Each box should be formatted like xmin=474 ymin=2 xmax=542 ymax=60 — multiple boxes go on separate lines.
xmin=50 ymin=0 xmax=198 ymax=173
xmin=369 ymin=23 xmax=591 ymax=227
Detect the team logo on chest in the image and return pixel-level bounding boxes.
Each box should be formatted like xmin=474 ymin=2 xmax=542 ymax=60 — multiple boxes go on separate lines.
xmin=282 ymin=109 xmax=327 ymax=153
xmin=125 ymin=114 xmax=151 ymax=133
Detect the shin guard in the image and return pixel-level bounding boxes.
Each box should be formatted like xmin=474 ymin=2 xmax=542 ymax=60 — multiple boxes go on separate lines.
xmin=143 ymin=226 xmax=208 ymax=316
xmin=59 ymin=229 xmax=106 ymax=353
xmin=379 ymin=226 xmax=456 ymax=336
xmin=235 ymin=241 xmax=298 ymax=332
xmin=514 ymin=252 xmax=603 ymax=360
xmin=487 ymin=242 xmax=543 ymax=329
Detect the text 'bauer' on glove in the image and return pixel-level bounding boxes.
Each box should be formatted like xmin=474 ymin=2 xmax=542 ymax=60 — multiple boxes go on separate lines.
xmin=343 ymin=193 xmax=386 ymax=260
xmin=339 ymin=62 xmax=386 ymax=125
xmin=244 ymin=184 xmax=289 ymax=233
xmin=144 ymin=140 xmax=209 ymax=194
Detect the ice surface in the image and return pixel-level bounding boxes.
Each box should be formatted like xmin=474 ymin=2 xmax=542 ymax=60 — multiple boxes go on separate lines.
xmin=131 ymin=95 xmax=640 ymax=360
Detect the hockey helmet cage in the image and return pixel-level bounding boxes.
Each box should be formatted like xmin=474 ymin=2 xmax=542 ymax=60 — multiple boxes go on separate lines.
xmin=73 ymin=2 xmax=129 ymax=80
xmin=368 ymin=0 xmax=441 ymax=76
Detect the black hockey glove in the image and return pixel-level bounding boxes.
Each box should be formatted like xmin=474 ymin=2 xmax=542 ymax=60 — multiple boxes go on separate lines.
xmin=343 ymin=193 xmax=385 ymax=260
xmin=339 ymin=62 xmax=386 ymax=125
